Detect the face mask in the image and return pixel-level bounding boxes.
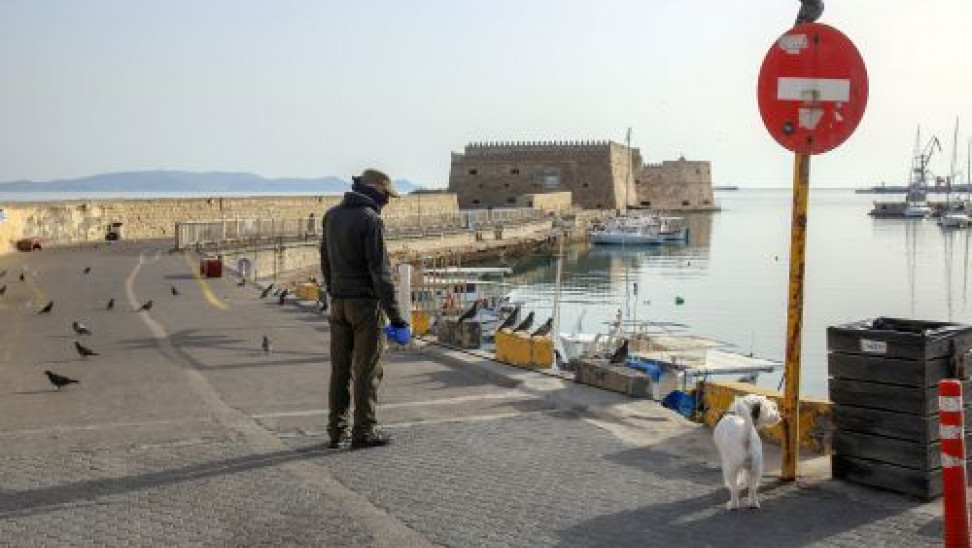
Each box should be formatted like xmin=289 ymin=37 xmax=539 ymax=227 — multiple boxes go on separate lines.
xmin=353 ymin=182 xmax=390 ymax=210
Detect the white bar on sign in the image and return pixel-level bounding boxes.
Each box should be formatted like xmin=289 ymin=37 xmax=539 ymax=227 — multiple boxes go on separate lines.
xmin=777 ymin=77 xmax=851 ymax=102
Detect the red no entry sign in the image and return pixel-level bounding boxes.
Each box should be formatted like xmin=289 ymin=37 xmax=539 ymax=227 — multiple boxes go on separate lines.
xmin=757 ymin=23 xmax=868 ymax=155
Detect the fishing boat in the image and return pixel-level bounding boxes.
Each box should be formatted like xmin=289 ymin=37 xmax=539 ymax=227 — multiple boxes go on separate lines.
xmin=589 ymin=214 xmax=689 ymax=245
xmin=938 ymin=119 xmax=971 ymax=229
xmin=870 ymin=127 xmax=942 ymax=219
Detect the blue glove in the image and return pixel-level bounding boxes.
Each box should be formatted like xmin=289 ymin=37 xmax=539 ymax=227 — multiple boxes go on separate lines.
xmin=383 ymin=324 xmax=411 ymax=345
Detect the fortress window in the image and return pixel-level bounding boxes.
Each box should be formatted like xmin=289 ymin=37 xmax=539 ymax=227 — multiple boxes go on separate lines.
xmin=681 ymin=200 xmax=690 ymax=207
xmin=582 ymin=183 xmax=590 ymax=188
xmin=641 ymin=201 xmax=651 ymax=207
xmin=472 ymin=199 xmax=481 ymax=205
xmin=506 ymin=197 xmax=516 ymax=204
xmin=510 ymin=168 xmax=520 ymax=175
xmin=703 ymin=200 xmax=711 ymax=205
xmin=468 ymin=168 xmax=478 ymax=175
xmin=543 ymin=168 xmax=561 ymax=190
xmin=478 ymin=183 xmax=483 ymax=189
xmin=504 ymin=183 xmax=511 ymax=189
xmin=695 ymin=169 xmax=701 ymax=175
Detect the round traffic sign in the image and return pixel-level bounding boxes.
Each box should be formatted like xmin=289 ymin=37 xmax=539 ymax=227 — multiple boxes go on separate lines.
xmin=757 ymin=23 xmax=868 ymax=155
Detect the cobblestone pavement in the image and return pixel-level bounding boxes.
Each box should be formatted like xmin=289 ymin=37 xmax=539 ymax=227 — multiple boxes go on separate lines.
xmin=0 ymin=440 xmax=381 ymax=547
xmin=287 ymin=412 xmax=943 ymax=548
xmin=0 ymin=245 xmax=948 ymax=546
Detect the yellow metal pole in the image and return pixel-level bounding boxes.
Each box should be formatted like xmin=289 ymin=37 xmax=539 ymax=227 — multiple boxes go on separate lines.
xmin=782 ymin=151 xmax=811 ymax=481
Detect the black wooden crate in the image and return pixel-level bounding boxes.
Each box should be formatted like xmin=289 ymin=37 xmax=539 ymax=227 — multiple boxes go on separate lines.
xmin=827 ymin=317 xmax=972 ymax=363
xmin=834 ymin=429 xmax=972 ymax=470
xmin=833 ymin=404 xmax=972 ymax=443
xmin=829 ymin=378 xmax=972 ymax=415
xmin=831 ymin=454 xmax=971 ymax=500
xmin=828 ymin=352 xmax=958 ymax=388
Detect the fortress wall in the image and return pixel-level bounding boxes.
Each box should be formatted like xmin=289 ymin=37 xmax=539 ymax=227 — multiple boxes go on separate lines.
xmin=0 ymin=193 xmax=459 ymax=253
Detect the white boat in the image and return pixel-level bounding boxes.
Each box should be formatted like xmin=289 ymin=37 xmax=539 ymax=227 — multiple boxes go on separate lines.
xmin=590 ymin=214 xmax=689 ymax=245
xmin=939 ymin=210 xmax=971 ymax=229
xmin=902 ymin=201 xmax=933 ymax=218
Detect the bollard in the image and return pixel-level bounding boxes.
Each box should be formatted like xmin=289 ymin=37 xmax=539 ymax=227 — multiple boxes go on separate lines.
xmin=939 ymin=379 xmax=971 ymax=548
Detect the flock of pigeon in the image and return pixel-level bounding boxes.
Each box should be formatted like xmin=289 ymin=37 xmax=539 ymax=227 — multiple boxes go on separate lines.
xmin=1 ymin=264 xmax=302 ymax=392
xmin=0 ymin=265 xmax=167 ymax=391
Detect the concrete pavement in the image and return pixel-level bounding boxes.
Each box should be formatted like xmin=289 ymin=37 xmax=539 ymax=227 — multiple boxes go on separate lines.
xmin=0 ymin=241 xmax=947 ymax=546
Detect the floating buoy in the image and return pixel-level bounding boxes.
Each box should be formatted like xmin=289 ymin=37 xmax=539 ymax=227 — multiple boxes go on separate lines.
xmin=675 ymin=296 xmax=685 ymax=305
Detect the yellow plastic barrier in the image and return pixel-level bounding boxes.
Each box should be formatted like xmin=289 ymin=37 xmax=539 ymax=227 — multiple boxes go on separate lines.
xmin=495 ymin=330 xmax=552 ymax=369
xmin=530 ymin=336 xmax=554 ymax=369
xmin=295 ymin=282 xmax=320 ymax=301
xmin=700 ymin=380 xmax=833 ymax=455
xmin=411 ymin=310 xmax=430 ymax=337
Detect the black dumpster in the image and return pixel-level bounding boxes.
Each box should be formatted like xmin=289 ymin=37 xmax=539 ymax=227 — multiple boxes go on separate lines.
xmin=829 ymin=317 xmax=972 ymax=499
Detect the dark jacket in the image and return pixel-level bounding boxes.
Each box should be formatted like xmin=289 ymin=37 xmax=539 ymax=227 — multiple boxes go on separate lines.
xmin=321 ymin=191 xmax=405 ymax=325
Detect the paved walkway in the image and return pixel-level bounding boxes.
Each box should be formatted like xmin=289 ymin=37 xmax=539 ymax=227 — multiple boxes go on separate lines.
xmin=0 ymin=242 xmax=946 ymax=546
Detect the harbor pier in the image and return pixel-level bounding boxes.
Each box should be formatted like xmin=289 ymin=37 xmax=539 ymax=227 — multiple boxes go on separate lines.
xmin=0 ymin=232 xmax=947 ymax=545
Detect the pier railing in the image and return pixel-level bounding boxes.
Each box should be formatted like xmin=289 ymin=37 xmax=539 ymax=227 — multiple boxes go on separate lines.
xmin=174 ymin=208 xmax=548 ymax=250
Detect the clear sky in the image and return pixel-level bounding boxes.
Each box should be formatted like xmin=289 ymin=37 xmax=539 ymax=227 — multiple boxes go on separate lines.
xmin=1 ymin=0 xmax=969 ymax=188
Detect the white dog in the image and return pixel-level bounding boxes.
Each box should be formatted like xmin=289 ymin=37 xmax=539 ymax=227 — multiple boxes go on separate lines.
xmin=713 ymin=394 xmax=782 ymax=510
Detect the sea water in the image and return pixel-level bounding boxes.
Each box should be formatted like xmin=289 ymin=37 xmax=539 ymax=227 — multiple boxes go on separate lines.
xmin=504 ymin=189 xmax=972 ymax=397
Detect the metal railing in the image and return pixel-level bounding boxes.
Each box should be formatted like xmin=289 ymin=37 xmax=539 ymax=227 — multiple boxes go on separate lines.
xmin=174 ymin=208 xmax=549 ymax=250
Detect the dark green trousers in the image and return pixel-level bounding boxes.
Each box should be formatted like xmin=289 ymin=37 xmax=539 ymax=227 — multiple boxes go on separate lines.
xmin=328 ymin=298 xmax=384 ymax=439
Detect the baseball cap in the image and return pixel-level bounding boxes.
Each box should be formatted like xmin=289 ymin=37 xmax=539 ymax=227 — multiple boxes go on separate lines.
xmin=352 ymin=168 xmax=399 ymax=198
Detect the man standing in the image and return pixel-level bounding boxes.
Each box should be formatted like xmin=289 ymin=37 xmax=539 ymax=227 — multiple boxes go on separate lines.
xmin=321 ymin=169 xmax=408 ymax=450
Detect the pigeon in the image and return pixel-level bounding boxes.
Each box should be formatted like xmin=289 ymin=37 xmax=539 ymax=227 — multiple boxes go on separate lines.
xmin=498 ymin=307 xmax=521 ymax=331
xmin=171 ymin=286 xmax=179 ymax=296
xmin=106 ymin=298 xmax=115 ymax=311
xmin=261 ymin=335 xmax=272 ymax=354
xmin=45 ymin=370 xmax=79 ymax=390
xmin=259 ymin=284 xmax=274 ymax=299
xmin=512 ymin=311 xmax=535 ymax=333
xmin=795 ymin=0 xmax=823 ymax=25
xmin=138 ymin=300 xmax=154 ymax=312
xmin=531 ymin=317 xmax=554 ymax=338
xmin=0 ymin=284 xmax=6 ymax=295
xmin=277 ymin=289 xmax=289 ymax=305
xmin=75 ymin=341 xmax=99 ymax=358
xmin=38 ymin=301 xmax=54 ymax=314
xmin=83 ymin=266 xmax=91 ymax=274
xmin=72 ymin=321 xmax=92 ymax=336
xmin=609 ymin=339 xmax=630 ymax=364
xmin=457 ymin=301 xmax=479 ymax=323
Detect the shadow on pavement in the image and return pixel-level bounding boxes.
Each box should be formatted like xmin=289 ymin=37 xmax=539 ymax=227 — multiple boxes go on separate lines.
xmin=0 ymin=445 xmax=337 ymax=520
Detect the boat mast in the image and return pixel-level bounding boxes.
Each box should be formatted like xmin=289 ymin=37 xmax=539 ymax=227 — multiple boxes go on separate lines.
xmin=623 ymin=128 xmax=631 ymax=323
xmin=948 ymin=117 xmax=959 ymax=206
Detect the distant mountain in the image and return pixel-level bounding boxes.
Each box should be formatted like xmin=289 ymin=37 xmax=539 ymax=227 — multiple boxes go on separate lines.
xmin=0 ymin=170 xmax=422 ymax=195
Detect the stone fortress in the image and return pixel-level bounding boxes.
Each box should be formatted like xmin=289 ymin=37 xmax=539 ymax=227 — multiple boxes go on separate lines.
xmin=447 ymin=140 xmax=716 ymax=212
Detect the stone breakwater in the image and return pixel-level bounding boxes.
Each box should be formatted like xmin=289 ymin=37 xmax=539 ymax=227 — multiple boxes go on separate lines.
xmin=0 ymin=194 xmax=459 ymax=254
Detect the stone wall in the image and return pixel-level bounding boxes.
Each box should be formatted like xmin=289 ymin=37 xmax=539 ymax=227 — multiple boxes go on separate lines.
xmin=635 ymin=158 xmax=716 ymax=211
xmin=448 ymin=141 xmax=639 ymax=211
xmin=0 ymin=193 xmax=459 ymax=254
xmin=513 ymin=191 xmax=573 ymax=212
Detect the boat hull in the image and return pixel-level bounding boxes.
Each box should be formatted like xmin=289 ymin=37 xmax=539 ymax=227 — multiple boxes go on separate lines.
xmin=590 ymin=228 xmax=688 ymax=245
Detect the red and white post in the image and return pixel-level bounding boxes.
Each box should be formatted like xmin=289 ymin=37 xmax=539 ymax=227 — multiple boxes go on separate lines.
xmin=939 ymin=379 xmax=971 ymax=548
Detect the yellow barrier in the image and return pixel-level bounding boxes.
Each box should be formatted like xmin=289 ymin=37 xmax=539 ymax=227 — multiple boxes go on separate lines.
xmin=295 ymin=282 xmax=320 ymax=301
xmin=412 ymin=310 xmax=430 ymax=337
xmin=530 ymin=336 xmax=554 ymax=369
xmin=495 ymin=330 xmax=552 ymax=368
xmin=700 ymin=380 xmax=833 ymax=455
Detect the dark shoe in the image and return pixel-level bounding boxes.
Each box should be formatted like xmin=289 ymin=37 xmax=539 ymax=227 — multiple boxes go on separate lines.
xmin=328 ymin=432 xmax=349 ymax=449
xmin=350 ymin=430 xmax=392 ymax=450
